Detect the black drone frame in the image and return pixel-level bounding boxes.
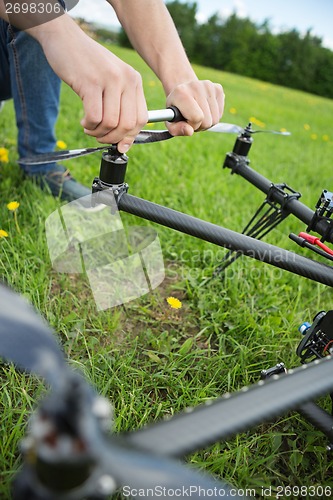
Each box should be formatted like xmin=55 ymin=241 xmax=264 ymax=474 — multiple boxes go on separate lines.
xmin=2 ymin=108 xmax=333 ymax=499
xmin=91 ymin=110 xmax=333 ymax=288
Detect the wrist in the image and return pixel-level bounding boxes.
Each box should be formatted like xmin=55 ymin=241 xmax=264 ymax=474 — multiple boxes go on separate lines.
xmin=27 ymin=12 xmax=77 ymax=44
xmin=162 ymin=70 xmax=198 ymax=96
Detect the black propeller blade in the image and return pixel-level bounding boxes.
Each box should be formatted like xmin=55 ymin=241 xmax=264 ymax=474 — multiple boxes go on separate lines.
xmin=19 ymin=130 xmax=174 ymax=166
xmin=19 ymin=146 xmax=109 ymax=165
xmin=19 ymin=106 xmax=290 ymax=166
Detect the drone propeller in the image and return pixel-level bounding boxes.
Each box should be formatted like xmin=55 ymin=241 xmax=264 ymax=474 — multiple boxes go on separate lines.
xmin=208 ymin=122 xmax=291 ymax=136
xmin=19 ymin=108 xmax=290 ymax=166
xmin=19 ymin=130 xmax=174 ymax=166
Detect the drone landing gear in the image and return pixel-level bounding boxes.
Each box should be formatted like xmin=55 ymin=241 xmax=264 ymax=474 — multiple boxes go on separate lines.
xmin=215 ymin=182 xmax=301 ymax=274
xmin=215 ymin=125 xmax=301 ymax=275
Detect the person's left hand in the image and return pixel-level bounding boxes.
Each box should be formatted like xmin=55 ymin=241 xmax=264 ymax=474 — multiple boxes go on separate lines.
xmin=165 ymin=80 xmax=225 ymax=136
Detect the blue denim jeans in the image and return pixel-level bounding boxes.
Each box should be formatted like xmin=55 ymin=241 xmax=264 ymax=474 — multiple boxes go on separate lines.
xmin=0 ymin=21 xmax=60 ymax=174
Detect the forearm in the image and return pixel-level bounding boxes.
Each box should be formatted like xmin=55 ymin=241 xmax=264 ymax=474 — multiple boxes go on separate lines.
xmin=108 ymin=0 xmax=197 ymax=95
xmin=26 ymin=11 xmax=81 ymax=48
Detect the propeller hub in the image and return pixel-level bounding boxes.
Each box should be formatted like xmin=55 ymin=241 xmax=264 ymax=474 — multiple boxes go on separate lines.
xmin=233 ymin=126 xmax=253 ymax=157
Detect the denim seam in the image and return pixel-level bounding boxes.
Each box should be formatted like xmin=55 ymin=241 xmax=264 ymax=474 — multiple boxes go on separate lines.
xmin=9 ymin=25 xmax=32 ymax=173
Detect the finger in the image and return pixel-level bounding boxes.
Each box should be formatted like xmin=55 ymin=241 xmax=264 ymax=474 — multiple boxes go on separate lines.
xmin=205 ymin=82 xmax=223 ymax=125
xmin=195 ymin=97 xmax=213 ymax=131
xmin=166 ymin=93 xmax=204 ymax=135
xmin=117 ymin=84 xmax=148 ymax=153
xmin=98 ymin=83 xmax=147 ymax=149
xmin=173 ymin=99 xmax=204 ymax=132
xmin=205 ymin=92 xmax=220 ymax=128
xmin=215 ymin=83 xmax=225 ymax=121
xmin=89 ymin=93 xmax=137 ymax=146
xmin=83 ymin=86 xmax=121 ymax=139
xmin=183 ymin=99 xmax=205 ymax=131
xmin=188 ymin=81 xmax=225 ymax=130
xmin=117 ymin=77 xmax=148 ymax=152
xmin=166 ymin=121 xmax=194 ymax=137
xmin=194 ymin=81 xmax=222 ymax=130
xmin=136 ymin=79 xmax=149 ymax=131
xmin=80 ymin=88 xmax=103 ymax=131
xmin=166 ymin=85 xmax=204 ymax=132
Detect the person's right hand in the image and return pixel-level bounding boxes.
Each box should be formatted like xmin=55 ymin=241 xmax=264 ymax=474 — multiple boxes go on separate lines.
xmin=29 ymin=14 xmax=148 ymax=153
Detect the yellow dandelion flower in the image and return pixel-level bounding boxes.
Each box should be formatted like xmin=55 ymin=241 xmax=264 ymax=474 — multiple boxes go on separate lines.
xmin=0 ymin=229 xmax=8 ymax=238
xmin=7 ymin=201 xmax=21 ymax=233
xmin=56 ymin=140 xmax=67 ymax=149
xmin=0 ymin=147 xmax=9 ymax=163
xmin=249 ymin=117 xmax=265 ymax=128
xmin=148 ymin=81 xmax=156 ymax=87
xmin=229 ymin=107 xmax=237 ymax=114
xmin=166 ymin=296 xmax=182 ymax=309
xmin=7 ymin=201 xmax=20 ymax=211
xmin=304 ymin=124 xmax=311 ymax=131
xmin=280 ymin=128 xmax=287 ymax=133
xmin=311 ymin=133 xmax=317 ymax=140
xmin=323 ymin=135 xmax=329 ymax=142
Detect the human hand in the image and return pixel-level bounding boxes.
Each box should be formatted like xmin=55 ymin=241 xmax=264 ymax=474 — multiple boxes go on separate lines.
xmin=78 ymin=44 xmax=149 ymax=154
xmin=165 ymin=80 xmax=224 ymax=136
xmin=30 ymin=15 xmax=148 ymax=153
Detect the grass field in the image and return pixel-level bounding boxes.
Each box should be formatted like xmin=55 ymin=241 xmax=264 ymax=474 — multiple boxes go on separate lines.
xmin=1 ymin=43 xmax=333 ymax=498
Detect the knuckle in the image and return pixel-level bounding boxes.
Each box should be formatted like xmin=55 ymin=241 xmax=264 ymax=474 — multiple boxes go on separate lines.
xmin=204 ymin=80 xmax=218 ymax=97
xmin=85 ymin=115 xmax=101 ymax=129
xmin=124 ymin=67 xmax=142 ymax=86
xmin=109 ymin=65 xmax=122 ymax=82
xmin=134 ymin=70 xmax=143 ymax=85
xmin=86 ymin=120 xmax=99 ymax=130
xmin=104 ymin=116 xmax=119 ymax=131
xmin=202 ymin=117 xmax=213 ymax=130
xmin=203 ymin=79 xmax=214 ymax=88
xmin=173 ymin=83 xmax=188 ymax=97
xmin=215 ymin=83 xmax=225 ymax=97
xmin=193 ymin=108 xmax=205 ymax=123
xmin=138 ymin=108 xmax=149 ymax=126
xmin=88 ymin=78 xmax=102 ymax=89
xmin=122 ymin=120 xmax=138 ymax=134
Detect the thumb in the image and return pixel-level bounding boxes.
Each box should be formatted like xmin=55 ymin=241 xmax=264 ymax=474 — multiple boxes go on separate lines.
xmin=166 ymin=122 xmax=194 ymax=137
